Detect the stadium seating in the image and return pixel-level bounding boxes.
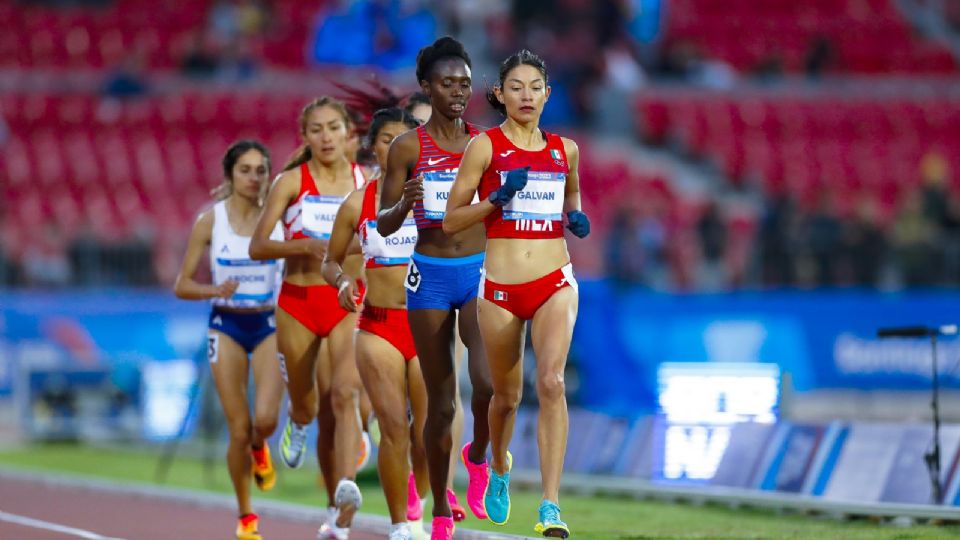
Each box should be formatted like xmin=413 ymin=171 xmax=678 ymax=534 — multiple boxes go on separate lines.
xmin=1 ymin=0 xmax=325 ymax=70
xmin=1 ymin=92 xmax=683 ymax=280
xmin=635 ymin=90 xmax=960 ymax=218
xmin=665 ymin=0 xmax=957 ymax=73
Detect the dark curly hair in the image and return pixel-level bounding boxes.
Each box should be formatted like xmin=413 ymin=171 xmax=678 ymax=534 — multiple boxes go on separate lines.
xmin=415 ymin=36 xmax=472 ymax=84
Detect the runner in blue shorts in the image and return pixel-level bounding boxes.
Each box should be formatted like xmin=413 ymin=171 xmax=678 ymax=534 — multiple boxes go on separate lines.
xmin=174 ymin=140 xmax=285 ymax=540
xmin=377 ymin=36 xmax=493 ymax=540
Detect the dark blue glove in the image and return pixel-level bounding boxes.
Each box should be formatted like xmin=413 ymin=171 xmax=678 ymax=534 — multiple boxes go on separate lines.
xmin=566 ymin=210 xmax=590 ymax=238
xmin=488 ymin=166 xmax=530 ymax=207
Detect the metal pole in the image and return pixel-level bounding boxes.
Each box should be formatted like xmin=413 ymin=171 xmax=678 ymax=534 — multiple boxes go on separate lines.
xmin=927 ymin=334 xmax=943 ymax=504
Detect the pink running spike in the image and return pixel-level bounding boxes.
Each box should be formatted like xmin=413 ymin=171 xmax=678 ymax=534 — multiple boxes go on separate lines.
xmin=406 ymin=471 xmax=423 ymax=521
xmin=460 ymin=442 xmax=490 ymax=519
xmin=430 ymin=516 xmax=455 ymax=540
xmin=447 ymin=488 xmax=466 ymax=522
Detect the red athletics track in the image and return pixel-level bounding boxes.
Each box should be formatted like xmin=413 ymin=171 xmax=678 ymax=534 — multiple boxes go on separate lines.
xmin=0 ymin=470 xmax=530 ymax=540
xmin=0 ymin=475 xmax=379 ymax=540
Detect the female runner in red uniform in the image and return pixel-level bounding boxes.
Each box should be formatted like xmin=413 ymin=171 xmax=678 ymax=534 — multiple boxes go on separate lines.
xmin=322 ymin=106 xmax=424 ymax=540
xmin=175 ymin=141 xmax=284 ymax=540
xmin=249 ymin=97 xmax=366 ymax=539
xmin=443 ymin=50 xmax=591 ymax=538
xmin=377 ymin=37 xmax=493 ymax=540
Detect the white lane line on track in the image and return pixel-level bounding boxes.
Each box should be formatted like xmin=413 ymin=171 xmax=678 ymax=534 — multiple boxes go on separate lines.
xmin=0 ymin=510 xmax=128 ymax=540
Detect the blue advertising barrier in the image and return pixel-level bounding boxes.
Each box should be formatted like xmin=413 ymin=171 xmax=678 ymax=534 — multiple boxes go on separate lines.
xmin=0 ymin=289 xmax=208 ymax=439
xmin=3 ymin=287 xmax=960 ymax=506
xmin=572 ymin=283 xmax=960 ymax=416
xmin=4 ymin=284 xmax=960 ymax=406
xmin=0 ymin=289 xmax=207 ymax=393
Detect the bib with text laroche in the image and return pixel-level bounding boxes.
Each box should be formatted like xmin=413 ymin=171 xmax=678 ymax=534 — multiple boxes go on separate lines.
xmin=364 ymin=219 xmax=418 ymax=265
xmin=301 ymin=195 xmax=344 ymax=239
xmin=501 ymin=171 xmax=566 ymax=221
xmin=214 ymin=257 xmax=278 ymax=303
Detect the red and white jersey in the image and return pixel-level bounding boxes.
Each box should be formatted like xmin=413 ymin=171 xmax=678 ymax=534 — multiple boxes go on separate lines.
xmin=357 ymin=180 xmax=417 ymax=268
xmin=478 ymin=127 xmax=568 ymax=240
xmin=411 ymin=123 xmax=481 ymax=230
xmin=283 ymin=162 xmax=366 ymax=241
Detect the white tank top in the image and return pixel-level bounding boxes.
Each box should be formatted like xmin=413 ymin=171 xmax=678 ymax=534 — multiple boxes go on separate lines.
xmin=210 ymin=200 xmax=284 ymax=309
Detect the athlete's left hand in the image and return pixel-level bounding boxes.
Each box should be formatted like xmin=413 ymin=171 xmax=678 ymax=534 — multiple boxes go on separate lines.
xmin=566 ymin=210 xmax=591 ymax=238
xmin=336 ymin=275 xmax=361 ymax=312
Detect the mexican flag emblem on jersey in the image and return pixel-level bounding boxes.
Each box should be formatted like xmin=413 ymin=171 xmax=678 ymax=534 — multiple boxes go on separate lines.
xmin=550 ymin=149 xmax=562 ymax=160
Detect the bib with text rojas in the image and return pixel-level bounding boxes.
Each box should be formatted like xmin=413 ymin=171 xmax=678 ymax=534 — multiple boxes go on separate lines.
xmin=301 ymin=195 xmax=344 ymax=239
xmin=422 ymin=171 xmax=479 ymax=220
xmin=364 ymin=218 xmax=418 ymax=265
xmin=214 ymin=257 xmax=278 ymax=303
xmin=501 ymin=171 xmax=566 ymax=221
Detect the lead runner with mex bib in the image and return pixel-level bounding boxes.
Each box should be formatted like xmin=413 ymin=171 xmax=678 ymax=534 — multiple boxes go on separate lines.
xmin=442 ymin=49 xmax=591 ymax=538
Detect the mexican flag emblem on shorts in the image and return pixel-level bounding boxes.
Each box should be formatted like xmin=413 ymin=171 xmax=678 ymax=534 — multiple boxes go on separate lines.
xmin=494 ymin=290 xmax=508 ymax=301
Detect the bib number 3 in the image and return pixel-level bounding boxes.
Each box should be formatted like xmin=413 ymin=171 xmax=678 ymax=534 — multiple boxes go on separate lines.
xmin=207 ymin=333 xmax=219 ymax=364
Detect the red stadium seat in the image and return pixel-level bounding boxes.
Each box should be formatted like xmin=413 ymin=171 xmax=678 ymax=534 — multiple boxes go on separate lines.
xmin=664 ymin=0 xmax=957 ymax=74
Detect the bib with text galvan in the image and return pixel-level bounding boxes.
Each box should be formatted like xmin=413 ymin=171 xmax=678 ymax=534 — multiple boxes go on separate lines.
xmin=501 ymin=171 xmax=565 ymax=221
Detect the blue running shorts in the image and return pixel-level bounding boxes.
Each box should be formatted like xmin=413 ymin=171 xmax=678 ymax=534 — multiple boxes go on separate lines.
xmin=405 ymin=252 xmax=484 ymax=311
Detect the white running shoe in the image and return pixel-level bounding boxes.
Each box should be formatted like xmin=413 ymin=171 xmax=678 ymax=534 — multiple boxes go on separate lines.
xmin=334 ymin=478 xmax=362 ymax=528
xmin=388 ymin=523 xmax=413 ymax=540
xmin=317 ymin=507 xmax=348 ymax=540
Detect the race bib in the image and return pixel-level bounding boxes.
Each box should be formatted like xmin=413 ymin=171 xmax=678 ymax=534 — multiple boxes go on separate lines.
xmin=215 ymin=258 xmax=277 ymax=303
xmin=404 ymin=259 xmax=421 ymax=293
xmin=421 ymin=171 xmax=456 ymax=220
xmin=364 ymin=219 xmax=417 ymax=265
xmin=207 ymin=333 xmax=219 ymax=364
xmin=421 ymin=172 xmax=478 ymax=220
xmin=501 ymin=171 xmax=565 ymax=221
xmin=301 ymin=195 xmax=344 ymax=239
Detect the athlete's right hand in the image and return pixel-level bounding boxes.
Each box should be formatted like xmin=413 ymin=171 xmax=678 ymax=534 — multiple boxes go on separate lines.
xmin=489 ymin=166 xmax=530 ymax=207
xmin=213 ymin=280 xmax=239 ymax=299
xmin=336 ymin=277 xmax=360 ymax=312
xmin=400 ymin=175 xmax=425 ymax=207
xmin=301 ymin=238 xmax=326 ymax=259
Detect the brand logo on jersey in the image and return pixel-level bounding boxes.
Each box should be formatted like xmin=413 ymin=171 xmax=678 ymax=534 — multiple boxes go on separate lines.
xmin=426 ymin=157 xmax=448 ymax=166
xmin=212 ymin=315 xmax=223 ymax=326
xmin=493 ymin=290 xmax=508 ymax=301
xmin=220 ymin=245 xmax=230 ymax=253
xmin=499 ymin=150 xmax=515 ymax=157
